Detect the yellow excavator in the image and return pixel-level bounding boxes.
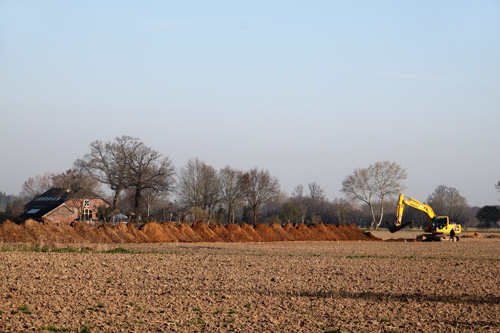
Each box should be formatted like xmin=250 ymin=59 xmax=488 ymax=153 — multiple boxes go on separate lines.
xmin=389 ymin=194 xmax=461 ymax=241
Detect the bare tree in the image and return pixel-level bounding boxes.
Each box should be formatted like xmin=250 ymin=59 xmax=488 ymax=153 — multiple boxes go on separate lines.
xmin=199 ymin=164 xmax=221 ymax=225
xmin=177 ymin=159 xmax=221 ymax=224
xmin=341 ymin=161 xmax=407 ymax=229
xmin=20 ymin=173 xmax=54 ymax=200
xmin=298 ymin=204 xmax=307 ymax=223
xmin=75 ymin=136 xmax=142 ymax=210
xmin=308 ymin=182 xmax=325 ymax=201
xmin=126 ymin=143 xmax=174 ymax=222
xmin=177 ymin=158 xmax=205 ymax=221
xmin=240 ymin=167 xmax=280 ymax=226
xmin=305 ymin=182 xmax=327 ymax=223
xmin=219 ymin=166 xmax=244 ymax=224
xmin=290 ymin=184 xmax=307 ymax=223
xmin=292 ymin=184 xmax=304 ymax=199
xmin=427 ymin=185 xmax=469 ymax=222
xmin=141 ymin=187 xmax=167 ymax=221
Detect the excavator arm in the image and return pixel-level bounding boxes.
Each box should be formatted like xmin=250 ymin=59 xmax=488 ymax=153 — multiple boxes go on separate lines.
xmin=389 ymin=194 xmax=436 ymax=233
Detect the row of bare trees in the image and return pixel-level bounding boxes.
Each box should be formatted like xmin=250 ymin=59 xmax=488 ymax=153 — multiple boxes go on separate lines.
xmin=73 ymin=136 xmax=282 ymax=224
xmin=177 ymin=158 xmax=280 ymax=225
xmin=13 ymin=135 xmax=484 ymax=227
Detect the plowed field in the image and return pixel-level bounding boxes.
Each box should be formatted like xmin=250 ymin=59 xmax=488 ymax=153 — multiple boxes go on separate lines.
xmin=1 ymin=237 xmax=499 ymax=332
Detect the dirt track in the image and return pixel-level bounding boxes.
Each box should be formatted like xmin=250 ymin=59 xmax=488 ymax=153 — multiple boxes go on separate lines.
xmin=1 ymin=238 xmax=499 ymax=332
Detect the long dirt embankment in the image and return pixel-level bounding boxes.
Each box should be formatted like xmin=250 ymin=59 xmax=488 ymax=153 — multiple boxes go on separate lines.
xmin=0 ymin=219 xmax=378 ymax=244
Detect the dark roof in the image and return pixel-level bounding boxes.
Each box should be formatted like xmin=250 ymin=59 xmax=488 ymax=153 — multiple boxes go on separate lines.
xmin=19 ymin=188 xmax=71 ymax=220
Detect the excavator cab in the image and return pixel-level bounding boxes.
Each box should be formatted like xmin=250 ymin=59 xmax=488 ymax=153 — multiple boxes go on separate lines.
xmin=431 ymin=217 xmax=448 ymax=232
xmin=430 ymin=216 xmax=461 ymax=234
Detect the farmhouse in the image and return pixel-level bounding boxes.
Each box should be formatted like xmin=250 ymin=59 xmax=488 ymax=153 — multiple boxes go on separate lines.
xmin=19 ymin=188 xmax=111 ymax=224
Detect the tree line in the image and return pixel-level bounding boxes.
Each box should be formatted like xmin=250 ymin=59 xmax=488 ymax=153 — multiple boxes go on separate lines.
xmin=2 ymin=135 xmax=500 ymax=228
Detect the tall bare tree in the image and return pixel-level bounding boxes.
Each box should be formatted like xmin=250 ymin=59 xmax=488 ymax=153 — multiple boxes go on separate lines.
xmin=177 ymin=158 xmax=205 ymax=221
xmin=20 ymin=173 xmax=54 ymax=200
xmin=308 ymin=182 xmax=325 ymax=201
xmin=292 ymin=184 xmax=304 ymax=199
xmin=426 ymin=185 xmax=468 ymax=222
xmin=199 ymin=164 xmax=220 ymax=225
xmin=240 ymin=167 xmax=280 ymax=226
xmin=341 ymin=161 xmax=407 ymax=229
xmin=176 ymin=158 xmax=221 ymax=223
xmin=141 ymin=186 xmax=168 ymax=221
xmin=75 ymin=136 xmax=142 ymax=210
xmin=126 ymin=143 xmax=174 ymax=222
xmin=290 ymin=184 xmax=307 ymax=223
xmin=219 ymin=166 xmax=244 ymax=224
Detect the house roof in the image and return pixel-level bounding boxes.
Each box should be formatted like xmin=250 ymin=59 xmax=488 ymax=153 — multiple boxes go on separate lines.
xmin=18 ymin=187 xmax=114 ymax=222
xmin=19 ymin=188 xmax=71 ymax=220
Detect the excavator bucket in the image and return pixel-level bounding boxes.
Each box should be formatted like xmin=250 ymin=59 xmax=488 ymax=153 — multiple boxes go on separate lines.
xmin=388 ymin=221 xmax=412 ymax=233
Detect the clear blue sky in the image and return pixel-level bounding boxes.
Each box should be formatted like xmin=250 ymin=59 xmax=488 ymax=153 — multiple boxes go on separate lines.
xmin=1 ymin=0 xmax=499 ymax=206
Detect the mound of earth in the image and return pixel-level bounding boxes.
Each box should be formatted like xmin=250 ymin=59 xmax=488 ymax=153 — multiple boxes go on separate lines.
xmin=0 ymin=220 xmax=378 ymax=244
xmin=462 ymin=232 xmax=484 ymax=238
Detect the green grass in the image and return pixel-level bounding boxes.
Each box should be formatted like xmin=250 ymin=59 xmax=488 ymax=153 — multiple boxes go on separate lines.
xmin=0 ymin=245 xmax=134 ymax=254
xmin=80 ymin=325 xmax=91 ymax=333
xmin=186 ymin=318 xmax=206 ymax=325
xmin=41 ymin=326 xmax=70 ymax=332
xmin=347 ymin=255 xmax=391 ymax=259
xmin=19 ymin=305 xmax=31 ymax=314
xmin=103 ymin=247 xmax=134 ymax=254
xmin=32 ymin=247 xmax=94 ymax=253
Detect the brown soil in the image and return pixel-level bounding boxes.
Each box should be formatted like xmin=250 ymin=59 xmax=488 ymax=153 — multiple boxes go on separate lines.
xmin=0 ymin=240 xmax=499 ymax=332
xmin=0 ymin=220 xmax=377 ymax=244
xmin=463 ymin=232 xmax=484 ymax=238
